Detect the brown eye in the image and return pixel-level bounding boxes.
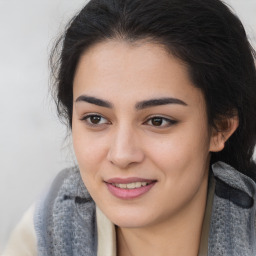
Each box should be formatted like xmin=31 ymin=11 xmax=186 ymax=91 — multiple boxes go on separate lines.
xmin=145 ymin=116 xmax=177 ymax=128
xmin=151 ymin=117 xmax=163 ymax=126
xmin=89 ymin=115 xmax=102 ymax=124
xmin=81 ymin=114 xmax=109 ymax=126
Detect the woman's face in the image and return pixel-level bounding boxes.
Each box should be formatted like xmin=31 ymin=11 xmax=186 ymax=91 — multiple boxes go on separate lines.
xmin=72 ymin=40 xmax=218 ymax=228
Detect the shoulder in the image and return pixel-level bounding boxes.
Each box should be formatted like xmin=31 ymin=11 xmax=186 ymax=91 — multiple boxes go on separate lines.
xmin=2 ymin=167 xmax=96 ymax=256
xmin=209 ymin=161 xmax=256 ymax=255
xmin=1 ymin=168 xmax=79 ymax=256
xmin=212 ymin=161 xmax=256 ymax=207
xmin=1 ymin=205 xmax=36 ymax=256
xmin=34 ymin=166 xmax=91 ymax=220
xmin=34 ymin=166 xmax=97 ymax=255
xmin=34 ymin=164 xmax=95 ymax=229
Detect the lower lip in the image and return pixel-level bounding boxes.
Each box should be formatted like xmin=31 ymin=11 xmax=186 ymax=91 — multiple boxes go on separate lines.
xmin=106 ymin=182 xmax=156 ymax=199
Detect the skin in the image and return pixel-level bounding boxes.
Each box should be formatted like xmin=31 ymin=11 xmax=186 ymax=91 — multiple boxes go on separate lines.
xmin=72 ymin=40 xmax=238 ymax=256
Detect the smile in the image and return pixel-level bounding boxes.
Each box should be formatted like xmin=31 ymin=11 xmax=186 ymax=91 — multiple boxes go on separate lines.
xmin=105 ymin=178 xmax=157 ymax=199
xmin=111 ymin=182 xmax=149 ymax=189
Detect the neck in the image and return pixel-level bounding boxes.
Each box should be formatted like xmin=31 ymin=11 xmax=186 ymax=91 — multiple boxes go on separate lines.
xmin=116 ymin=173 xmax=209 ymax=256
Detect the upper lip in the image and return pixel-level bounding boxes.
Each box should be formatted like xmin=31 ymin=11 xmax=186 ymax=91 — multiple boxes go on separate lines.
xmin=105 ymin=177 xmax=156 ymax=184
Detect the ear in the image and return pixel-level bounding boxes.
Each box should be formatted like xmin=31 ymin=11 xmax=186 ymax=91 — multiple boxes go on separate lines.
xmin=209 ymin=115 xmax=239 ymax=152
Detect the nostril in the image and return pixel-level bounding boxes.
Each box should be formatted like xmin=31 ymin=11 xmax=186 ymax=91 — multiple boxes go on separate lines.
xmin=107 ymin=147 xmax=145 ymax=169
xmin=107 ymin=130 xmax=145 ymax=168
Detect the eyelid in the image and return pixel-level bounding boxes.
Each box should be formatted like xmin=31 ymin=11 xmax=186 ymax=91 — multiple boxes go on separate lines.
xmin=80 ymin=113 xmax=111 ymax=127
xmin=143 ymin=115 xmax=177 ymax=127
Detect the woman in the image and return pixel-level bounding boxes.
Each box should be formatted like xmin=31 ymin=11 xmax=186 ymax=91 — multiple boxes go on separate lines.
xmin=3 ymin=0 xmax=256 ymax=255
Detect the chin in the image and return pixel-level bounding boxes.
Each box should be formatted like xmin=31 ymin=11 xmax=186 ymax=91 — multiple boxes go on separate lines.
xmin=114 ymin=218 xmax=150 ymax=229
xmin=105 ymin=208 xmax=157 ymax=229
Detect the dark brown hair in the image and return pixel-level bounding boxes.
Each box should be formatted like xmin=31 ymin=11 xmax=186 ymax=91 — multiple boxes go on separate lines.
xmin=50 ymin=0 xmax=256 ymax=177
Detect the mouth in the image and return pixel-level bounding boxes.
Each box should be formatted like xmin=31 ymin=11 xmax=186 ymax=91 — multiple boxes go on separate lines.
xmin=105 ymin=178 xmax=157 ymax=199
xmin=111 ymin=181 xmax=153 ymax=189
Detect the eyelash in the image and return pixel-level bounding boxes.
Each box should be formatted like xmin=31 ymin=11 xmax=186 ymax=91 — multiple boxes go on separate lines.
xmin=80 ymin=114 xmax=177 ymax=128
xmin=143 ymin=116 xmax=177 ymax=128
xmin=80 ymin=114 xmax=110 ymax=127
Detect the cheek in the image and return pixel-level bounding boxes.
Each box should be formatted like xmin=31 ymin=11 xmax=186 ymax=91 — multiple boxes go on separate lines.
xmin=72 ymin=131 xmax=107 ymax=198
xmin=72 ymin=123 xmax=106 ymax=177
xmin=150 ymin=132 xmax=210 ymax=204
xmin=147 ymin=126 xmax=211 ymax=176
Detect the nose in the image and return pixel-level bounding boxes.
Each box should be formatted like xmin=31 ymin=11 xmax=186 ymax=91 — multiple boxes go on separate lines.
xmin=107 ymin=125 xmax=145 ymax=169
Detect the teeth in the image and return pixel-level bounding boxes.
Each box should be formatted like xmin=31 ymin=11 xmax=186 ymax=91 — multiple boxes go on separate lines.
xmin=113 ymin=182 xmax=149 ymax=189
xmin=127 ymin=183 xmax=135 ymax=189
xmin=119 ymin=184 xmax=127 ymax=189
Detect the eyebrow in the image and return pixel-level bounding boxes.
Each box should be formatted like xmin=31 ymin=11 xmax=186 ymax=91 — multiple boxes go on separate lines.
xmin=75 ymin=95 xmax=113 ymax=108
xmin=75 ymin=95 xmax=187 ymax=109
xmin=135 ymin=97 xmax=187 ymax=110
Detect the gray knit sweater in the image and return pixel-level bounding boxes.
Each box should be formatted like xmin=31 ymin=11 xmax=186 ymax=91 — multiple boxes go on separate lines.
xmin=34 ymin=162 xmax=256 ymax=255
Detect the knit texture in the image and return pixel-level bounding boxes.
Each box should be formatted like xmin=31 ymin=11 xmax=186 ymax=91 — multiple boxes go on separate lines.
xmin=34 ymin=162 xmax=256 ymax=255
xmin=34 ymin=167 xmax=97 ymax=256
xmin=209 ymin=162 xmax=256 ymax=255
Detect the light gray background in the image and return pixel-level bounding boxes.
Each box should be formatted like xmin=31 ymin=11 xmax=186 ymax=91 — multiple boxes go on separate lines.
xmin=0 ymin=0 xmax=255 ymax=251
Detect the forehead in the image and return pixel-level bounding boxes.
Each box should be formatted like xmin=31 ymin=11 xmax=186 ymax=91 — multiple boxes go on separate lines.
xmin=73 ymin=40 xmax=205 ymax=107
